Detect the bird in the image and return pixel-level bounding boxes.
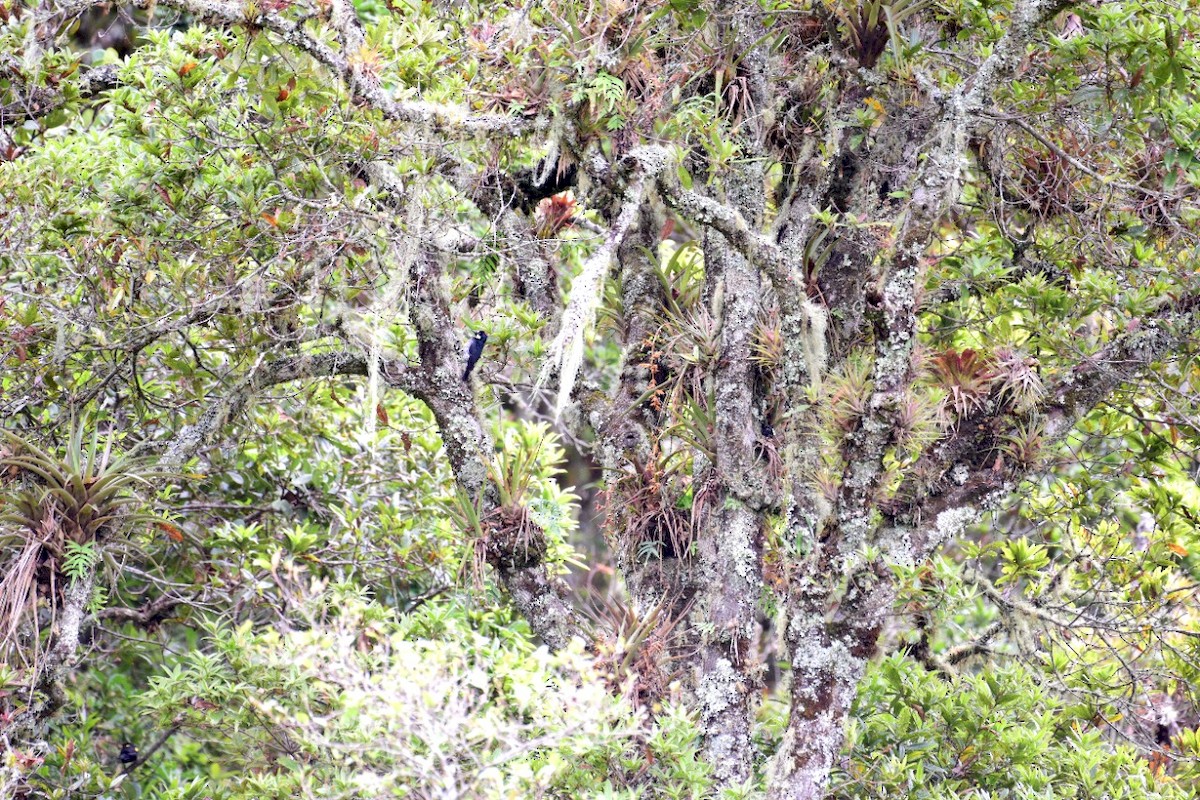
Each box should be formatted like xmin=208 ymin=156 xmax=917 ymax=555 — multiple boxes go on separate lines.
xmin=462 ymin=330 xmax=488 ymax=382
xmin=118 ymin=742 xmax=138 ymax=770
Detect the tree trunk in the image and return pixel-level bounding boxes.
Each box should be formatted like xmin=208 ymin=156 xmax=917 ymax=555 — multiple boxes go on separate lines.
xmin=768 ymin=565 xmax=894 ymax=799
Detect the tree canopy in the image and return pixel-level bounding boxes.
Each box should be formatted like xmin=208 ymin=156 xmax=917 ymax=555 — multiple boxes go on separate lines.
xmin=4 ymin=0 xmax=1200 ymax=797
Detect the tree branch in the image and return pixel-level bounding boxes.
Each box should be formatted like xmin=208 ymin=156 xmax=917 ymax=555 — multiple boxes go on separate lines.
xmin=405 ymin=242 xmax=583 ymax=650
xmin=659 ymin=181 xmax=828 ymax=397
xmin=539 ymin=147 xmax=669 ymax=415
xmin=832 ymin=0 xmax=1080 ymax=562
xmin=884 ymin=292 xmax=1200 ymax=557
xmin=766 ymin=4 xmax=1084 ymax=798
xmin=93 ymin=592 xmax=187 ymax=629
xmin=0 ymin=64 xmax=119 ymax=125
xmin=158 ymin=350 xmax=423 ymax=469
xmin=0 ymin=348 xmax=420 ymax=739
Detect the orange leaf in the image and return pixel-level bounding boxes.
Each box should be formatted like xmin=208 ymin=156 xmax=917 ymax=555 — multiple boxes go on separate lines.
xmin=155 ymin=521 xmax=184 ymax=542
xmin=376 ymin=403 xmax=389 ymax=426
xmin=154 ymin=184 xmax=175 ymax=210
xmin=276 ymin=76 xmax=296 ymax=102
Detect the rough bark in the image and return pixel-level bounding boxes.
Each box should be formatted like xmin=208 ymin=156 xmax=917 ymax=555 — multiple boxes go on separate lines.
xmin=760 ymin=2 xmax=1080 ymax=796
xmin=693 ymin=223 xmax=766 ymax=784
xmin=689 ymin=5 xmax=774 ymax=759
xmin=768 ymin=564 xmax=893 ymax=800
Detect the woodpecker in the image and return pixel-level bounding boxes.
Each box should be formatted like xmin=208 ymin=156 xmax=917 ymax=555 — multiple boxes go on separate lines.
xmin=462 ymin=330 xmax=488 ymax=382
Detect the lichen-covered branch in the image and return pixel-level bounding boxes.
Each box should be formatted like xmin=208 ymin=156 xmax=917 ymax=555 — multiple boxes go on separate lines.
xmin=592 ymin=203 xmax=677 ymax=612
xmin=832 ymin=0 xmax=1078 ymax=563
xmin=883 ymin=291 xmax=1200 ymax=558
xmin=0 ymin=64 xmax=118 ymax=125
xmin=768 ymin=563 xmax=893 ymax=800
xmin=680 ymin=137 xmax=773 ymax=783
xmin=1 ymin=571 xmax=95 ymax=740
xmin=658 ymin=182 xmax=828 ymax=397
xmin=766 ymin=2 xmax=1081 ymax=798
xmin=159 ymin=350 xmax=422 ymax=469
xmin=539 ymin=147 xmax=669 ymax=415
xmin=472 ymin=197 xmax=561 ymax=326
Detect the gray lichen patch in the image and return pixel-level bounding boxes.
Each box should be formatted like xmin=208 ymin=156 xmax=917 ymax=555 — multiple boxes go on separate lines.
xmin=931 ymin=505 xmax=978 ymax=550
xmin=697 ymin=656 xmax=741 ymax=716
xmin=786 ymin=634 xmax=861 ymax=704
xmin=696 ymin=655 xmax=755 ymax=784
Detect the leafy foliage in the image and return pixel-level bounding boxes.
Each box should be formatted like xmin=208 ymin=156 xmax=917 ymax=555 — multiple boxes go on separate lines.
xmin=841 ymin=658 xmax=1189 ymax=799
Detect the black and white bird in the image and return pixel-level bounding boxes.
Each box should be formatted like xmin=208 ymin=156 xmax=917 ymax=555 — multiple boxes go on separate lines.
xmin=118 ymin=742 xmax=138 ymax=771
xmin=462 ymin=330 xmax=488 ymax=382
